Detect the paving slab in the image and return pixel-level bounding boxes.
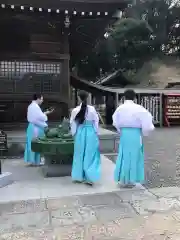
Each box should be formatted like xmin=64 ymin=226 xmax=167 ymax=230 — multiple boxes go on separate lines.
xmin=51 ymin=208 xmax=83 ymax=226
xmin=53 ymin=225 xmax=85 ymax=240
xmin=78 ymin=206 xmax=98 ymax=223
xmin=46 ymin=196 xmax=82 ymax=210
xmin=0 ymin=229 xmax=55 ymax=240
xmin=0 ymin=211 xmax=50 ymax=234
xmin=149 ymin=187 xmax=180 ymax=198
xmin=115 ymin=188 xmax=157 ymax=202
xmin=131 ymin=197 xmax=180 ymax=215
xmin=0 ymin=181 xmax=42 ymax=203
xmin=0 ymin=199 xmax=47 ymax=215
xmin=140 ymin=236 xmax=169 ymax=240
xmin=1 ymin=210 xmax=180 ymax=239
xmin=92 ymin=202 xmax=136 ymax=221
xmin=79 ymin=192 xmax=122 ymax=207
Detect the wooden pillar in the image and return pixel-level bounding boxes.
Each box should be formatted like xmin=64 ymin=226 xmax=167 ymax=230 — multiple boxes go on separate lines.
xmin=105 ymin=94 xmax=116 ymax=125
xmin=63 ymin=58 xmax=70 ymax=103
xmin=75 ymin=89 xmax=78 ymax=106
xmin=60 ymin=56 xmax=70 ymax=118
xmin=60 ymin=31 xmax=70 ymax=118
xmin=115 ymin=92 xmax=119 ymax=108
xmin=88 ymin=93 xmax=92 ymax=105
xmin=159 ymin=93 xmax=163 ymax=127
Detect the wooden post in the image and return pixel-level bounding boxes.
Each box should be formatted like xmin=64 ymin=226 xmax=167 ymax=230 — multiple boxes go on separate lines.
xmin=0 ymin=152 xmax=1 ymax=174
xmin=60 ymin=31 xmax=70 ymax=117
xmin=88 ymin=93 xmax=92 ymax=105
xmin=75 ymin=89 xmax=78 ymax=106
xmin=0 ymin=131 xmax=8 ymax=174
xmin=159 ymin=93 xmax=163 ymax=127
xmin=115 ymin=92 xmax=119 ymax=108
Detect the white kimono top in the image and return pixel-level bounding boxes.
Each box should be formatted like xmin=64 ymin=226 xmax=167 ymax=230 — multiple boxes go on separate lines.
xmin=112 ymin=100 xmax=155 ymax=136
xmin=70 ymin=104 xmax=99 ymax=136
xmin=27 ymin=101 xmax=48 ymax=128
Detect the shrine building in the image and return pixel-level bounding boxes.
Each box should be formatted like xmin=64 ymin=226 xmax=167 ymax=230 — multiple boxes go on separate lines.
xmin=0 ymin=0 xmax=128 ymax=123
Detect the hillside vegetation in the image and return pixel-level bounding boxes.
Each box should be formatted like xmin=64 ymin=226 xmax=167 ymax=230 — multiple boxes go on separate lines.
xmin=125 ymin=57 xmax=180 ymax=88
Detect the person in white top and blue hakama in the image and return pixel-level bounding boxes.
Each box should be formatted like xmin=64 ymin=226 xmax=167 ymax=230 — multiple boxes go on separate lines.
xmin=24 ymin=93 xmax=53 ymax=166
xmin=112 ymin=89 xmax=155 ymax=187
xmin=70 ymin=90 xmax=101 ymax=185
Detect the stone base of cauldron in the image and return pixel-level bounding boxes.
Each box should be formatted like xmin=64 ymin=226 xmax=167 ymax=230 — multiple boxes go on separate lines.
xmin=42 ymin=165 xmax=72 ymax=177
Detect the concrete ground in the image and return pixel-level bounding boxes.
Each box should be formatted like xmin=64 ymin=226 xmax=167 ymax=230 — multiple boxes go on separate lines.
xmin=1 ymin=156 xmax=122 ymax=202
xmin=1 ymin=127 xmax=180 ymax=239
xmin=1 ymin=185 xmax=180 ymax=239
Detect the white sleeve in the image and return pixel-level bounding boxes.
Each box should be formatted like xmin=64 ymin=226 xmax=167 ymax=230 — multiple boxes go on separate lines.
xmin=92 ymin=107 xmax=99 ymax=134
xmin=36 ymin=107 xmax=48 ymax=122
xmin=112 ymin=108 xmax=120 ymax=133
xmin=28 ymin=105 xmax=48 ymax=128
xmin=70 ymin=109 xmax=77 ymax=136
xmin=140 ymin=110 xmax=155 ymax=136
xmin=33 ymin=119 xmax=48 ymax=128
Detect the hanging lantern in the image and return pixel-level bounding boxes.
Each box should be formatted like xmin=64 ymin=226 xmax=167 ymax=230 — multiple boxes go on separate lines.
xmin=64 ymin=15 xmax=70 ymax=28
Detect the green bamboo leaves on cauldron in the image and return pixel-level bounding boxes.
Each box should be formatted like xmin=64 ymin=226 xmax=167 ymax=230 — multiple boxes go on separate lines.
xmin=42 ymin=118 xmax=72 ymax=140
xmin=31 ymin=118 xmax=74 ymax=156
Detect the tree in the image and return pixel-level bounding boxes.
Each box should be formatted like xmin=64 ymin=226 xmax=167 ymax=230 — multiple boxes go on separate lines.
xmin=77 ymin=0 xmax=180 ymax=83
xmin=108 ymin=18 xmax=153 ymax=71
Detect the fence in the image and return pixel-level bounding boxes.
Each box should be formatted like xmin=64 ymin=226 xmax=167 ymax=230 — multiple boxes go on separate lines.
xmin=88 ymin=89 xmax=180 ymax=127
xmin=0 ymin=61 xmax=62 ymax=93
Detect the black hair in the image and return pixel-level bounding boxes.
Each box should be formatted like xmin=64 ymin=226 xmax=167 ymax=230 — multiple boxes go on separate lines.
xmin=124 ymin=89 xmax=136 ymax=100
xmin=33 ymin=93 xmax=42 ymax=101
xmin=75 ymin=90 xmax=88 ymax=124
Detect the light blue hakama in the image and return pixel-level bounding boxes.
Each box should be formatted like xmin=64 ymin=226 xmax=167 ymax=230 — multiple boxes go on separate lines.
xmin=71 ymin=121 xmax=101 ymax=183
xmin=24 ymin=123 xmax=45 ymax=165
xmin=114 ymin=128 xmax=144 ymax=184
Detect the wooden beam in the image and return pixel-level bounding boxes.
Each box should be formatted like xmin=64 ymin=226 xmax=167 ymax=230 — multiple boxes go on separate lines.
xmin=32 ymin=53 xmax=70 ymax=60
xmin=0 ymin=1 xmax=128 ymax=12
xmin=0 ymin=52 xmax=70 ymax=60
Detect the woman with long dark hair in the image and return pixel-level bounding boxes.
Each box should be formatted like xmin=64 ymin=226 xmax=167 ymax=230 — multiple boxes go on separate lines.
xmin=70 ymin=90 xmax=101 ymax=185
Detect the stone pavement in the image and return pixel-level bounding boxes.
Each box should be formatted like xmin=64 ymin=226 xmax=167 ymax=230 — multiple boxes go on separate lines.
xmin=1 ymin=186 xmax=180 ymax=239
xmin=1 ymin=127 xmax=180 ymax=239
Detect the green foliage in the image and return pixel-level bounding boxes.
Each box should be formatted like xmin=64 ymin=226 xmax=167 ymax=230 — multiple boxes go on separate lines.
xmin=111 ymin=18 xmax=152 ymax=41
xmin=77 ymin=17 xmax=154 ymax=81
xmin=108 ymin=18 xmax=153 ymax=77
xmin=44 ymin=119 xmax=71 ymax=139
xmin=76 ymin=0 xmax=180 ymax=84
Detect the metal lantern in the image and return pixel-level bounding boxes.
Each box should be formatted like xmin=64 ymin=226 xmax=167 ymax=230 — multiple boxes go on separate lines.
xmin=64 ymin=16 xmax=70 ymax=28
